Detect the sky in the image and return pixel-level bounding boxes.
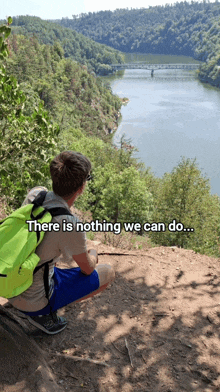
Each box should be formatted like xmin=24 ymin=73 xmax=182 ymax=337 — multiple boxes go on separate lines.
xmin=1 ymin=0 xmax=216 ymax=21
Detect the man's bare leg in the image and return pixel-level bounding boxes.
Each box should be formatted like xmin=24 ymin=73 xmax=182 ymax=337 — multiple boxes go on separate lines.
xmin=75 ymin=264 xmax=115 ymax=303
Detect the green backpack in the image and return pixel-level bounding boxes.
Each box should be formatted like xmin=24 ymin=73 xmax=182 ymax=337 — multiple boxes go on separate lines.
xmin=0 ymin=191 xmax=71 ymax=299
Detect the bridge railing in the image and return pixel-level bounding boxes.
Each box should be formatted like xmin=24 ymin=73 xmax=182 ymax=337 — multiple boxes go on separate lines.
xmin=110 ymin=63 xmax=200 ymax=70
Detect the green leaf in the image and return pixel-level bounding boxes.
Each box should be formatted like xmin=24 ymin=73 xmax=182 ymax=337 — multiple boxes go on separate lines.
xmin=4 ymin=27 xmax=11 ymax=39
xmin=0 ymin=26 xmax=7 ymax=33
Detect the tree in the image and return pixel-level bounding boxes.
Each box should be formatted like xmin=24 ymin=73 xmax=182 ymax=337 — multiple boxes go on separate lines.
xmin=150 ymin=157 xmax=220 ymax=256
xmin=0 ymin=18 xmax=60 ymax=208
xmin=87 ymin=163 xmax=153 ymax=225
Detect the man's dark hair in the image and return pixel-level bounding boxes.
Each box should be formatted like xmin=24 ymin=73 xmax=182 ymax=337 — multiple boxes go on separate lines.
xmin=50 ymin=151 xmax=91 ymax=198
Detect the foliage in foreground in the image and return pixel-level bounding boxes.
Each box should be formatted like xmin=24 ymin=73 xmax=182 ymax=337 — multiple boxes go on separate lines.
xmin=0 ymin=18 xmax=60 ymax=207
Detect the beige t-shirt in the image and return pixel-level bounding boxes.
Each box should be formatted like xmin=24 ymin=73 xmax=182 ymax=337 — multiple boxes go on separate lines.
xmin=8 ymin=187 xmax=87 ymax=312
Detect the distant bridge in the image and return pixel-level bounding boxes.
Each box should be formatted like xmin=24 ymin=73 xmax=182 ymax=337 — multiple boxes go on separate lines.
xmin=110 ymin=63 xmax=200 ymax=74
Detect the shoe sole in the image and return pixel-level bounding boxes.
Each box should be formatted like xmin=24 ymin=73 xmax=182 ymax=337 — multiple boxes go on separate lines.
xmin=26 ymin=315 xmax=67 ymax=335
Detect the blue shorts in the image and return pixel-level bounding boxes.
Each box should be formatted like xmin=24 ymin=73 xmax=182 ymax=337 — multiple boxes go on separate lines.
xmin=22 ymin=266 xmax=100 ymax=316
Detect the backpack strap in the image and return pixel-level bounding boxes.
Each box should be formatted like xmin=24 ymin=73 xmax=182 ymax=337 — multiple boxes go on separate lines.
xmin=30 ymin=190 xmax=48 ymax=220
xmin=48 ymin=207 xmax=73 ymax=217
xmin=31 ymin=191 xmax=73 ymax=218
xmin=31 ymin=193 xmax=73 ymax=227
xmin=33 ymin=206 xmax=72 ymax=277
xmin=32 ymin=190 xmax=48 ymax=208
xmin=43 ymin=262 xmax=51 ymax=301
xmin=34 ymin=259 xmax=54 ymax=300
xmin=32 ymin=194 xmax=73 ymax=306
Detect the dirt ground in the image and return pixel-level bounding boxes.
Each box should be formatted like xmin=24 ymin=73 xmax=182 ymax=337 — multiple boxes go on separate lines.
xmin=1 ymin=239 xmax=220 ymax=392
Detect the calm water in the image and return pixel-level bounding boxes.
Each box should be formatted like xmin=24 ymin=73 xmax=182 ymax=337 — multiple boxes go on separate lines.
xmin=109 ymin=68 xmax=220 ymax=196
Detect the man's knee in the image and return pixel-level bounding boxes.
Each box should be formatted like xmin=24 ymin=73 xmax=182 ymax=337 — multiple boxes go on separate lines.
xmin=95 ymin=264 xmax=115 ymax=287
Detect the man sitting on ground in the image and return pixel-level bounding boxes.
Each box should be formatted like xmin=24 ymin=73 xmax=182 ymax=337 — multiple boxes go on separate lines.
xmin=8 ymin=151 xmax=115 ymax=334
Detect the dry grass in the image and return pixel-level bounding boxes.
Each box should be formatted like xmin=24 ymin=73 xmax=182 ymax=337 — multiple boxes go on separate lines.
xmin=89 ymin=229 xmax=154 ymax=251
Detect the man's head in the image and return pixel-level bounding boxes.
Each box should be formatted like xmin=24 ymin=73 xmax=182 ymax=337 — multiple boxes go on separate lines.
xmin=50 ymin=151 xmax=91 ymax=199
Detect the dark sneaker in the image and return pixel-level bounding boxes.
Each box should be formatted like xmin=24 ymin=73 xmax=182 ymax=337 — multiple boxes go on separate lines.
xmin=26 ymin=311 xmax=67 ymax=334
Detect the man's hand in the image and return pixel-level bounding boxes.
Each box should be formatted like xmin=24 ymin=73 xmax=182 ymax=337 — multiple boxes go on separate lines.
xmin=88 ymin=249 xmax=98 ymax=264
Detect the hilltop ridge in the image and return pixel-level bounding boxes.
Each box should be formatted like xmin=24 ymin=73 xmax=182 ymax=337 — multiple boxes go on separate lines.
xmin=54 ymin=2 xmax=220 ymax=87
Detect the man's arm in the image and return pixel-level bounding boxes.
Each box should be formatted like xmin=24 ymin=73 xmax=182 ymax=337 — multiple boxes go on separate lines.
xmin=73 ymin=249 xmax=98 ymax=275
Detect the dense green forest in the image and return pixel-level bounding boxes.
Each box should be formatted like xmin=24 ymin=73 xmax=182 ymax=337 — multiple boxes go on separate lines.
xmin=54 ymin=1 xmax=220 ymax=88
xmin=2 ymin=16 xmax=124 ymax=75
xmin=54 ymin=2 xmax=219 ymax=58
xmin=1 ymin=16 xmax=220 ymax=258
xmin=5 ymin=33 xmax=122 ymax=138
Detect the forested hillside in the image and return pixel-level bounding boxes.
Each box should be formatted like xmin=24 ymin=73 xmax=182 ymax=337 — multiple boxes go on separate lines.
xmin=54 ymin=1 xmax=220 ymax=87
xmin=5 ymin=33 xmax=122 ymax=137
xmin=1 ymin=17 xmax=220 ymax=257
xmin=54 ymin=2 xmax=216 ymax=57
xmin=2 ymin=16 xmax=123 ymax=75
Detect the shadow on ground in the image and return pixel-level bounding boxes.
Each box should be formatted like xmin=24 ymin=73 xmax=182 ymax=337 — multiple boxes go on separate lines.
xmin=1 ymin=245 xmax=220 ymax=392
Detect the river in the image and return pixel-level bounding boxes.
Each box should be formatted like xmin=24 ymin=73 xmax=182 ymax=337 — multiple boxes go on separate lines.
xmin=106 ymin=56 xmax=220 ymax=196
